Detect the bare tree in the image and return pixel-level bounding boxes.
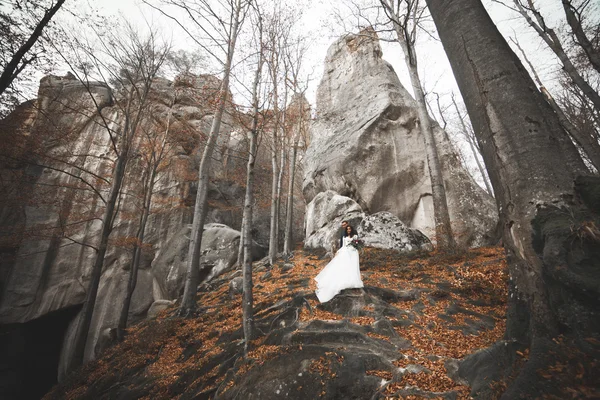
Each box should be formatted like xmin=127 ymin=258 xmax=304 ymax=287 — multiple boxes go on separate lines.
xmin=55 ymin=23 xmax=170 ymax=368
xmin=143 ymin=0 xmax=251 ymax=316
xmin=562 ymin=0 xmax=600 ymax=73
xmin=240 ymin=6 xmax=266 ymax=354
xmin=378 ymin=0 xmax=456 ymax=250
xmin=427 ymin=0 xmax=597 ymax=397
xmin=282 ymin=37 xmax=310 ymax=254
xmin=0 ymin=0 xmax=66 ymax=100
xmin=265 ymin=2 xmax=294 ymax=264
xmin=450 ymin=93 xmax=494 ymax=196
xmin=117 ymin=95 xmax=175 ymax=341
xmin=496 ymin=0 xmax=600 ymax=112
xmin=510 ymin=35 xmax=600 ymax=171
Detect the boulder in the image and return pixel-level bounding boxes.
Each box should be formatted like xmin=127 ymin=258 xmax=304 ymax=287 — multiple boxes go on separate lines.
xmin=359 ymin=212 xmax=432 ymax=252
xmin=147 ymin=299 xmax=176 ymax=319
xmin=303 ymin=28 xmax=497 ymax=247
xmin=304 ymin=192 xmax=364 ymax=252
xmin=229 ymin=277 xmax=244 ymax=298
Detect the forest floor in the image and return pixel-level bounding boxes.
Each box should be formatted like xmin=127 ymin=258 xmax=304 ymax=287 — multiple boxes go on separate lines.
xmin=45 ymin=246 xmax=510 ymax=400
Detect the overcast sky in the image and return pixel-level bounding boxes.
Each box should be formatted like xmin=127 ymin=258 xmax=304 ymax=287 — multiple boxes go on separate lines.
xmin=72 ymin=0 xmax=578 ymax=111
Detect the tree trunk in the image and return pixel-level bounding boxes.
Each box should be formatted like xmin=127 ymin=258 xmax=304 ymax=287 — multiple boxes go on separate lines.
xmin=275 ymin=145 xmax=286 ymax=248
xmin=179 ymin=0 xmax=243 ymax=316
xmin=242 ymin=120 xmax=258 ymax=356
xmin=513 ymin=0 xmax=600 ymax=112
xmin=283 ymin=141 xmax=298 ymax=254
xmin=427 ymin=0 xmax=599 ymax=398
xmin=393 ymin=25 xmax=456 ymax=250
xmin=268 ymin=141 xmax=279 ymax=264
xmin=562 ymin=0 xmax=600 ymax=74
xmin=116 ymin=165 xmax=157 ymax=341
xmin=242 ymin=45 xmax=264 ymax=353
xmin=0 ymin=0 xmax=66 ymax=97
xmin=70 ymin=142 xmax=129 ymax=369
xmin=451 ymin=96 xmax=494 ymax=195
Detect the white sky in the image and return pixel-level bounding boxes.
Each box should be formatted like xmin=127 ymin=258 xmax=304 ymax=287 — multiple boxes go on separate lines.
xmin=80 ymin=0 xmax=574 ymax=109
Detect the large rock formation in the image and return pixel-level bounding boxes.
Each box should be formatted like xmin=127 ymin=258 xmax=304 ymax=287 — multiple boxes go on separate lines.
xmin=0 ymin=72 xmax=279 ymax=388
xmin=303 ymin=29 xmax=497 ymax=247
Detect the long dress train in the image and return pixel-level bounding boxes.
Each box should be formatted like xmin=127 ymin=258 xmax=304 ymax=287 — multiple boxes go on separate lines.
xmin=314 ymin=235 xmax=363 ymax=303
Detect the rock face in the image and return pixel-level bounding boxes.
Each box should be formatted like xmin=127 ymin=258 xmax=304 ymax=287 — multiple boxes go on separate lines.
xmin=0 ymin=72 xmax=279 ymax=383
xmin=303 ymin=29 xmax=497 ymax=247
xmin=304 ymin=192 xmax=432 ymax=253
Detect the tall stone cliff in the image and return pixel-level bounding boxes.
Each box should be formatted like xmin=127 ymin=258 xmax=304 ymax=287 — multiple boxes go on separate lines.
xmin=0 ymin=72 xmax=303 ymax=389
xmin=303 ymin=30 xmax=498 ymax=247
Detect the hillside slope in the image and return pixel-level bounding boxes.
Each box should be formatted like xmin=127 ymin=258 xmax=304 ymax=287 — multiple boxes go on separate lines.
xmin=45 ymin=248 xmax=509 ymax=399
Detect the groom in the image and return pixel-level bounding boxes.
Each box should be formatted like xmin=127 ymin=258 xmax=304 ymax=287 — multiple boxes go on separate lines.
xmin=340 ymin=220 xmax=358 ymax=248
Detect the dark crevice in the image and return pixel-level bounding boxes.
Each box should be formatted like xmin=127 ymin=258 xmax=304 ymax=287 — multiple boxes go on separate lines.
xmin=0 ymin=304 xmax=81 ymax=400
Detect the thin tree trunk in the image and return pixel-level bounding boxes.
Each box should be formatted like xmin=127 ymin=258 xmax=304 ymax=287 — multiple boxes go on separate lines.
xmin=179 ymin=0 xmax=243 ymax=316
xmin=71 ymin=84 xmax=151 ymax=367
xmin=562 ymin=0 xmax=600 ymax=74
xmin=71 ymin=142 xmax=129 ymax=368
xmin=0 ymin=0 xmax=66 ymax=97
xmin=116 ymin=166 xmax=157 ymax=340
xmin=242 ymin=39 xmax=264 ymax=353
xmin=268 ymin=142 xmax=279 ymax=265
xmin=117 ymin=104 xmax=171 ymax=340
xmin=283 ymin=141 xmax=298 ymax=254
xmin=275 ymin=145 xmax=286 ymax=248
xmin=427 ymin=1 xmax=596 ymax=397
xmin=268 ymin=75 xmax=280 ymax=265
xmin=513 ymin=0 xmax=600 ymax=112
xmin=393 ymin=25 xmax=456 ymax=250
xmin=451 ymin=95 xmax=494 ymax=195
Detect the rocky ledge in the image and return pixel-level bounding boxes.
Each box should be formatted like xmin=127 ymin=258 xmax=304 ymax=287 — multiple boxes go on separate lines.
xmin=44 ymin=247 xmax=516 ymax=399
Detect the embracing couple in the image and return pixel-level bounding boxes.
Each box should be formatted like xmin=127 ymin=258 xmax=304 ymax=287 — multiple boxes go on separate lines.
xmin=314 ymin=220 xmax=364 ymax=303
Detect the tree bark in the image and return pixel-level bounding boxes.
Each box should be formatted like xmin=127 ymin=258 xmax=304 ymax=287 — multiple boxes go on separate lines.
xmin=427 ymin=0 xmax=599 ymax=397
xmin=0 ymin=0 xmax=66 ymax=97
xmin=562 ymin=0 xmax=600 ymax=74
xmin=179 ymin=0 xmax=243 ymax=316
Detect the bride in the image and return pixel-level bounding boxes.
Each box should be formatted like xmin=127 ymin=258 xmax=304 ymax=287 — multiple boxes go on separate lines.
xmin=314 ymin=225 xmax=364 ymax=303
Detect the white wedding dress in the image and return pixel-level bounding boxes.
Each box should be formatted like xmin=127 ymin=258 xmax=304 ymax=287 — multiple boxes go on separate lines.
xmin=314 ymin=235 xmax=364 ymax=303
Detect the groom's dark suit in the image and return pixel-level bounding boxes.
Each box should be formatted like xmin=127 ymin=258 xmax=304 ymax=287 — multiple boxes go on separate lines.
xmin=340 ymin=226 xmax=358 ymax=248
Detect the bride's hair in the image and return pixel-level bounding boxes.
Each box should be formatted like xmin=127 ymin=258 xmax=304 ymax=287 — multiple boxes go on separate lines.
xmin=346 ymin=226 xmax=353 ymax=235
